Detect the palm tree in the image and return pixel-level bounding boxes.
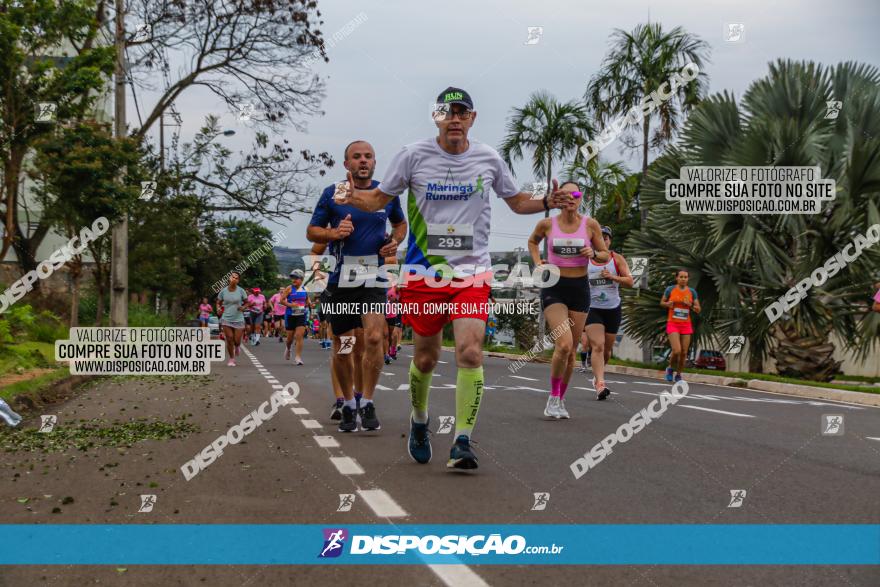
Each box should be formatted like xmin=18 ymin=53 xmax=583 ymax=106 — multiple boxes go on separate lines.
xmin=586 ymin=23 xmax=710 ymax=219
xmin=499 ymin=92 xmax=592 ymax=219
xmin=625 ymin=60 xmax=880 ymax=381
xmin=565 ymin=157 xmax=628 ymax=217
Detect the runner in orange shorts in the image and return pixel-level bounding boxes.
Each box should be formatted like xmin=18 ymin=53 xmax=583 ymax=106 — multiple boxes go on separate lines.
xmin=660 ymin=269 xmax=701 ymax=382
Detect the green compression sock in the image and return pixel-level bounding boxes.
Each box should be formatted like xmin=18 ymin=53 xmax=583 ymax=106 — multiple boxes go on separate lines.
xmin=408 ymin=361 xmax=432 ymax=424
xmin=455 ymin=367 xmax=484 ymax=438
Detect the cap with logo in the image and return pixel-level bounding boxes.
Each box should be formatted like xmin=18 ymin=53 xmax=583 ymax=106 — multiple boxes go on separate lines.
xmin=290 ymin=269 xmax=304 ymax=278
xmin=436 ymin=87 xmax=474 ymax=110
xmin=601 ymin=226 xmax=613 ymax=237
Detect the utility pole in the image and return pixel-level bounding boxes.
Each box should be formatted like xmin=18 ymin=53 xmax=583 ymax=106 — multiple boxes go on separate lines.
xmin=110 ymin=0 xmax=128 ymax=326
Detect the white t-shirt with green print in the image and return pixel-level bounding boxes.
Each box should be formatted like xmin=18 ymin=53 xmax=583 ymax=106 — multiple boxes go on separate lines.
xmin=380 ymin=137 xmax=520 ymax=277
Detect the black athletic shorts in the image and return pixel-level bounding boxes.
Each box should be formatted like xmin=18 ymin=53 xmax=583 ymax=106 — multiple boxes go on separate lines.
xmin=243 ymin=312 xmax=252 ymax=325
xmin=386 ymin=315 xmax=402 ymax=328
xmin=323 ymin=284 xmax=386 ymax=335
xmin=285 ymin=314 xmax=306 ymax=330
xmin=586 ymin=305 xmax=622 ymax=334
xmin=540 ymin=275 xmax=590 ymax=313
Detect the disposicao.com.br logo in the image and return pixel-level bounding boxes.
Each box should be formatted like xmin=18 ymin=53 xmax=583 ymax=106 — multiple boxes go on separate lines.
xmin=318 ymin=528 xmax=563 ymax=558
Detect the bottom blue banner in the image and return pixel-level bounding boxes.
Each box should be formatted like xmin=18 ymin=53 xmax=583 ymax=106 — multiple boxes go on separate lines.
xmin=1 ymin=525 xmax=878 ymax=565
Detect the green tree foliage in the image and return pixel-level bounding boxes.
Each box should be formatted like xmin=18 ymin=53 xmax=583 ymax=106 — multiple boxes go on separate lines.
xmin=625 ymin=60 xmax=880 ymax=380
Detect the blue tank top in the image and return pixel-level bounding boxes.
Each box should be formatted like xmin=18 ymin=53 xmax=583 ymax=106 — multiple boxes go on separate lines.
xmin=285 ymin=287 xmax=308 ymax=317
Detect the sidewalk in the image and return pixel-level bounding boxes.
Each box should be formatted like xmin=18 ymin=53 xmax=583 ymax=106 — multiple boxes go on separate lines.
xmin=437 ymin=345 xmax=880 ymax=408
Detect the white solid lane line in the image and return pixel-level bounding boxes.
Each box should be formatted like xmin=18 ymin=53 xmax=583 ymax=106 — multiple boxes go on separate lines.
xmin=866 ymin=437 xmax=880 ymax=442
xmin=357 ymin=489 xmax=408 ymax=518
xmin=679 ymin=405 xmax=755 ymax=418
xmin=509 ymin=375 xmax=539 ymax=381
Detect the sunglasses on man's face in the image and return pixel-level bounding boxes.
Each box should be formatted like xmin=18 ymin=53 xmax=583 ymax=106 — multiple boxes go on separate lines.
xmin=433 ymin=104 xmax=473 ymax=121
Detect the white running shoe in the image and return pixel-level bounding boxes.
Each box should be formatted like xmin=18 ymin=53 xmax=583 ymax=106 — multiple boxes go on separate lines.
xmin=227 ymin=359 xmax=236 ymax=367
xmin=284 ymin=347 xmax=291 ymax=360
xmin=557 ymin=399 xmax=570 ymax=419
xmin=295 ymin=357 xmax=304 ymax=365
xmin=544 ymin=395 xmax=560 ymax=418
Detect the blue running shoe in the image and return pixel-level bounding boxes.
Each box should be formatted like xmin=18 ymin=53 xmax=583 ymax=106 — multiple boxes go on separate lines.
xmin=665 ymin=367 xmax=674 ymax=382
xmin=407 ymin=418 xmax=431 ymax=464
xmin=447 ymin=435 xmax=478 ymax=470
xmin=674 ymin=373 xmax=683 ymax=383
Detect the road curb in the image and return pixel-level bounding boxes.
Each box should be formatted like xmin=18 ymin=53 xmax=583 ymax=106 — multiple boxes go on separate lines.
xmin=9 ymin=373 xmax=97 ymax=413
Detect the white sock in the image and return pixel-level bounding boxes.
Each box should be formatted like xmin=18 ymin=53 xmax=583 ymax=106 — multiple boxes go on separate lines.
xmin=361 ymin=398 xmax=373 ymax=406
xmin=343 ymin=399 xmax=356 ymax=410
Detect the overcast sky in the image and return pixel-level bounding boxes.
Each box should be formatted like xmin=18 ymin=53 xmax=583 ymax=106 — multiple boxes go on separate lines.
xmin=145 ymin=0 xmax=880 ymax=251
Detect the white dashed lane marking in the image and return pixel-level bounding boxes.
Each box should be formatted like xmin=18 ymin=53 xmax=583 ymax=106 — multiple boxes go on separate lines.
xmin=314 ymin=436 xmax=339 ymax=448
xmin=357 ymin=489 xmax=408 ymax=518
xmin=244 ymin=345 xmax=488 ymax=587
xmin=330 ymin=457 xmax=365 ymax=475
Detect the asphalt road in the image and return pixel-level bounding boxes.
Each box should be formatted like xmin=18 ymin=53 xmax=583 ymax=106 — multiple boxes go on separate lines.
xmin=2 ymin=336 xmax=878 ymax=586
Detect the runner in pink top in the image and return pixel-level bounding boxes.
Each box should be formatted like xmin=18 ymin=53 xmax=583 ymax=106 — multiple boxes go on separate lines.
xmin=198 ymin=297 xmax=213 ymax=327
xmin=545 ymin=215 xmax=591 ymax=268
xmin=247 ymin=289 xmax=267 ymax=345
xmin=270 ymin=288 xmax=286 ymax=339
xmin=527 ymin=182 xmax=609 ymax=419
xmin=873 ymin=283 xmax=880 ymax=313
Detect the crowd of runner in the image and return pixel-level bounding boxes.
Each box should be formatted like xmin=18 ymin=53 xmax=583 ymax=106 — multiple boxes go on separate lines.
xmin=205 ymin=85 xmax=880 ymax=474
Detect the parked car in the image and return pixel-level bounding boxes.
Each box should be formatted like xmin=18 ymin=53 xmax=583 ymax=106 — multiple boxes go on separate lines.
xmin=208 ymin=316 xmax=221 ymax=338
xmin=689 ymin=349 xmax=726 ymax=370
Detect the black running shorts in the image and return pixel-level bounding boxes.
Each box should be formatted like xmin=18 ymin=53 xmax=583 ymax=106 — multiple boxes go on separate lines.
xmin=586 ymin=305 xmax=622 ymax=334
xmin=323 ymin=284 xmax=386 ymax=335
xmin=285 ymin=314 xmax=306 ymax=330
xmin=540 ymin=275 xmax=590 ymax=313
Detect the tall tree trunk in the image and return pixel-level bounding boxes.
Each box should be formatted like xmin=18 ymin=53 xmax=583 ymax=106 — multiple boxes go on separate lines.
xmin=772 ymin=323 xmax=841 ymax=382
xmin=639 ymin=118 xmax=652 ymax=363
xmin=69 ymin=258 xmax=82 ymax=327
xmin=95 ymin=284 xmax=105 ymax=325
xmin=1 ymin=148 xmax=26 ymax=261
xmin=640 ymin=118 xmax=650 ymax=223
xmin=94 ymin=264 xmax=106 ymax=326
xmin=748 ymin=351 xmax=763 ymax=374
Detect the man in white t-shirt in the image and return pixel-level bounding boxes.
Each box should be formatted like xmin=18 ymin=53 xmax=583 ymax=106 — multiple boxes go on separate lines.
xmin=338 ymin=86 xmax=573 ymax=471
